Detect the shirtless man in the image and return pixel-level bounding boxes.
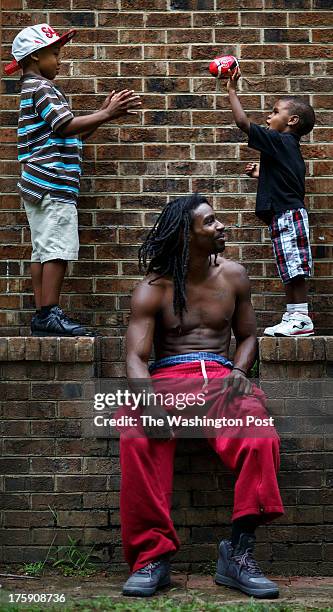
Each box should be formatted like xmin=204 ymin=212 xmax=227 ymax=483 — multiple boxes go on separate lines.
xmin=121 ymin=194 xmax=284 ymax=599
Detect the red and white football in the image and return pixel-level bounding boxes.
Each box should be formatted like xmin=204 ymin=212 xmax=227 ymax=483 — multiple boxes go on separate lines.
xmin=209 ymin=55 xmax=239 ymax=79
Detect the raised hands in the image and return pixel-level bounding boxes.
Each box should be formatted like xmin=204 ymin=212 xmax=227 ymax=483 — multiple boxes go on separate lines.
xmin=102 ymin=89 xmax=142 ymax=119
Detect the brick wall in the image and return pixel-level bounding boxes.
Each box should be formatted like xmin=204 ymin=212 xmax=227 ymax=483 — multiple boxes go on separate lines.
xmin=0 ymin=336 xmax=332 ymax=574
xmin=1 ymin=1 xmax=333 ymax=336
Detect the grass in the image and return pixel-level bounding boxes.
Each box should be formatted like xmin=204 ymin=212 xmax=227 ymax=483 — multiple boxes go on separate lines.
xmin=22 ymin=537 xmax=97 ymax=578
xmin=50 ymin=537 xmax=97 ymax=577
xmin=22 ymin=562 xmax=45 ymax=577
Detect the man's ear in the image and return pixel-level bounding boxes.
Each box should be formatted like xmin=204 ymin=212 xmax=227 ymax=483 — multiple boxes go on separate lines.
xmin=288 ymin=114 xmax=300 ymax=127
xmin=30 ymin=53 xmax=39 ymax=62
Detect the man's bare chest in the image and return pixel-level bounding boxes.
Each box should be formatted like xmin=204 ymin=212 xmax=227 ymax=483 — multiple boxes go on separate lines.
xmin=159 ymin=282 xmax=236 ymax=334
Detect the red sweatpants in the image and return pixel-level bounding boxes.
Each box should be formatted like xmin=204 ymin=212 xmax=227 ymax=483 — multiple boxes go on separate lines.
xmin=120 ymin=361 xmax=284 ymax=573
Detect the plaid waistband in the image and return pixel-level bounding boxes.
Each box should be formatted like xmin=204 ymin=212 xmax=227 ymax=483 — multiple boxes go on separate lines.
xmin=149 ymin=352 xmax=234 ymax=373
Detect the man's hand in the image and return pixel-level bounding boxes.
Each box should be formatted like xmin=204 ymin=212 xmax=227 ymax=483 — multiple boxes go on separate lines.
xmin=221 ymin=369 xmax=252 ymax=401
xmin=102 ymin=89 xmax=142 ymax=120
xmin=227 ymin=66 xmax=241 ymax=93
xmin=245 ymin=162 xmax=260 ymax=179
xmin=141 ymin=405 xmax=175 ymax=440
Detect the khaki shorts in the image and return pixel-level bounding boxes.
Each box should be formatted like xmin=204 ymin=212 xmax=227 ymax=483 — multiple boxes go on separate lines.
xmin=24 ymin=193 xmax=79 ymax=263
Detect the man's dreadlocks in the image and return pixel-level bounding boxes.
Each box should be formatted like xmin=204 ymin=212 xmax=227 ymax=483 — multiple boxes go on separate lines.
xmin=139 ymin=194 xmax=214 ymax=319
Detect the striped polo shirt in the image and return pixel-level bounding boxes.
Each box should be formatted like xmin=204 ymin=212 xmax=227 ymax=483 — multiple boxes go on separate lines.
xmin=18 ymin=74 xmax=82 ymax=205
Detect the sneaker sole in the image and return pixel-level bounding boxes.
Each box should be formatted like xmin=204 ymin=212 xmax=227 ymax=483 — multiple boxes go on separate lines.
xmin=122 ymin=576 xmax=171 ymax=597
xmin=215 ymin=573 xmax=279 ymax=599
xmin=31 ymin=331 xmax=95 ymax=337
xmin=275 ymin=331 xmax=314 ymax=337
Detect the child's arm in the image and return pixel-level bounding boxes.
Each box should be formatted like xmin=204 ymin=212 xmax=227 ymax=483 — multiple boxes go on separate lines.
xmin=80 ymin=91 xmax=129 ymax=141
xmin=227 ymin=67 xmax=250 ymax=135
xmin=59 ymin=89 xmax=141 ymax=137
xmin=245 ymin=162 xmax=260 ymax=178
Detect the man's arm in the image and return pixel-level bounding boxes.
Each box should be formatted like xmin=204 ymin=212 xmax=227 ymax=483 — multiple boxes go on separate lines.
xmin=126 ymin=280 xmax=162 ymax=379
xmin=227 ymin=67 xmax=250 ymax=134
xmin=126 ymin=279 xmax=174 ymax=438
xmin=231 ymin=266 xmax=258 ymax=374
xmin=221 ymin=265 xmax=257 ymax=397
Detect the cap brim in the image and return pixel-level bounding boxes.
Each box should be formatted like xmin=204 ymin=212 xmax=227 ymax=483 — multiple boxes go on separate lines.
xmin=58 ymin=28 xmax=77 ymax=46
xmin=4 ymin=59 xmax=19 ymax=75
xmin=4 ymin=28 xmax=77 ymax=76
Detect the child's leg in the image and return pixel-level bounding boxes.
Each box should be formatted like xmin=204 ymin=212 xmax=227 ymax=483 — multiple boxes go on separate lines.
xmin=285 ymin=275 xmax=309 ymax=315
xmin=41 ymin=259 xmax=67 ymax=307
xmin=30 ymin=262 xmax=43 ymax=310
xmin=265 ymin=209 xmax=313 ymax=336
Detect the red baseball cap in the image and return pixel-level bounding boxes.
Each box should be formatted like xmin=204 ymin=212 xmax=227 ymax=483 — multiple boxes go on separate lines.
xmin=4 ymin=24 xmax=76 ymax=75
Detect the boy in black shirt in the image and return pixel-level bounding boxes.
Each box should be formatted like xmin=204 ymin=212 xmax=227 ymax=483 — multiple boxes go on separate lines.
xmin=227 ymin=68 xmax=315 ymax=337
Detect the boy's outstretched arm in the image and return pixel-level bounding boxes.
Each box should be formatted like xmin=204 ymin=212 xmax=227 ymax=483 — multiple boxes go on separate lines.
xmin=58 ymin=89 xmax=141 ymax=137
xmin=227 ymin=67 xmax=250 ymax=135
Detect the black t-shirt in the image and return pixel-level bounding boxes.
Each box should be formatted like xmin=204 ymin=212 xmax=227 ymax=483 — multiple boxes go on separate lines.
xmin=248 ymin=123 xmax=306 ymax=224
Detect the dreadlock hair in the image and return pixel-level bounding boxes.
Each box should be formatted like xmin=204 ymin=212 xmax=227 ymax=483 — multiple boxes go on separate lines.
xmin=139 ymin=193 xmax=211 ymax=319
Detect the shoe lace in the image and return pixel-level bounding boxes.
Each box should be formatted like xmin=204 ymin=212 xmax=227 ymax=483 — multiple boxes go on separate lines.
xmin=138 ymin=561 xmax=160 ymax=576
xmin=54 ymin=307 xmax=79 ymax=326
xmin=233 ymin=549 xmax=263 ymax=576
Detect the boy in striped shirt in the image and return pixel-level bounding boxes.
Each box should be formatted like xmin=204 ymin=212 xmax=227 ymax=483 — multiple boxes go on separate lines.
xmin=6 ymin=24 xmax=141 ymax=336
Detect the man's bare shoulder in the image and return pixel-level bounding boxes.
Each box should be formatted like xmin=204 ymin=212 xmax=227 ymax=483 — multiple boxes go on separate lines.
xmin=217 ymin=257 xmax=249 ymax=279
xmin=131 ymin=274 xmax=171 ymax=314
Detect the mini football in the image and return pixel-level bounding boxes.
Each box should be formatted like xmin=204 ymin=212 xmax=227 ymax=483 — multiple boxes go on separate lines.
xmin=209 ymin=55 xmax=239 ymax=79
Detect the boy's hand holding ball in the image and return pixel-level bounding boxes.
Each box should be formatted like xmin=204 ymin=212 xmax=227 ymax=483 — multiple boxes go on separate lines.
xmin=208 ymin=54 xmax=241 ymax=91
xmin=209 ymin=54 xmax=239 ymax=80
xmin=226 ymin=66 xmax=241 ymax=92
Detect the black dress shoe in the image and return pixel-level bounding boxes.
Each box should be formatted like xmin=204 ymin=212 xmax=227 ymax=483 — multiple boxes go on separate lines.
xmin=31 ymin=306 xmax=95 ymax=337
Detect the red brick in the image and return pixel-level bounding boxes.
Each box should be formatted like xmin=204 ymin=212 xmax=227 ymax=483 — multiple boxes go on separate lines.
xmin=144 ymin=110 xmax=191 ymax=126
xmin=56 ymin=476 xmax=107 ymax=492
xmin=312 ymin=29 xmax=333 ymax=44
xmin=290 ymin=45 xmax=333 ymax=59
xmin=146 ymin=12 xmax=191 ymax=28
xmin=289 ymin=11 xmax=333 ymax=27
xmin=120 ymin=29 xmax=166 ymax=44
xmin=4 ymin=511 xmax=54 ymax=528
xmin=195 ymin=144 xmax=237 ymax=159
xmin=73 ymin=0 xmax=117 ymax=7
xmin=265 ymin=0 xmax=311 ymax=7
xmin=57 ymin=510 xmax=108 ymax=527
xmin=241 ymin=12 xmax=286 ymax=26
xmin=145 ymin=45 xmax=189 ymax=60
xmin=144 ymin=144 xmax=190 ymax=159
xmin=264 ymin=61 xmax=310 ymax=76
xmin=217 ymin=0 xmax=263 ymax=6
xmin=7 ymin=337 xmax=25 ymax=360
xmin=98 ymin=12 xmax=143 ymax=28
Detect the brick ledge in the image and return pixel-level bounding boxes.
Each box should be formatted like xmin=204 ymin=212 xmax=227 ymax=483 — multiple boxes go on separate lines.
xmin=0 ymin=336 xmax=332 ymax=363
xmin=0 ymin=337 xmax=95 ymax=362
xmin=259 ymin=336 xmax=333 ymax=362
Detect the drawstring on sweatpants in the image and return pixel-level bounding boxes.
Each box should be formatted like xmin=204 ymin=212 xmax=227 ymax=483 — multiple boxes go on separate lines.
xmin=200 ymin=360 xmax=209 ymax=394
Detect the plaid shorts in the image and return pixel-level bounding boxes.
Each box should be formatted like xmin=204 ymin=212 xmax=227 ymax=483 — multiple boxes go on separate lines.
xmin=269 ymin=208 xmax=312 ymax=284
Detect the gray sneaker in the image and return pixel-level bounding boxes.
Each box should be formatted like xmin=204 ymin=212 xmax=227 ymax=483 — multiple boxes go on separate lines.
xmin=122 ymin=559 xmax=171 ymax=597
xmin=215 ymin=534 xmax=279 ymax=599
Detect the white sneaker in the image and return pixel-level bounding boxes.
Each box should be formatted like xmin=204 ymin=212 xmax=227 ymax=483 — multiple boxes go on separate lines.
xmin=264 ymin=312 xmax=290 ymax=337
xmin=274 ymin=312 xmax=314 ymax=337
